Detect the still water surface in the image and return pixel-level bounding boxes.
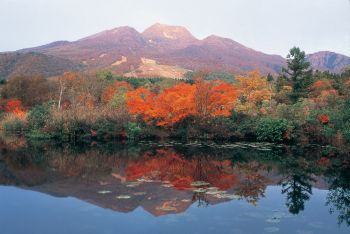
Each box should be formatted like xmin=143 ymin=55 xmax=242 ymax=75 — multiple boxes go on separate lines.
xmin=0 ymin=138 xmax=349 ymax=234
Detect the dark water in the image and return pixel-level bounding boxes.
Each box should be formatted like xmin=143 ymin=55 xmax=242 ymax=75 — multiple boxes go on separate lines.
xmin=0 ymin=138 xmax=349 ymax=234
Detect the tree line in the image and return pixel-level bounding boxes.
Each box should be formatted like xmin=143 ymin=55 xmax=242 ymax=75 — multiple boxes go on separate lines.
xmin=0 ymin=47 xmax=349 ymax=147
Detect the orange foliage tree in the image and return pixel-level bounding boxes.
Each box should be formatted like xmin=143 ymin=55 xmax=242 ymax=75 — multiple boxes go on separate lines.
xmin=126 ymin=80 xmax=238 ymax=126
xmin=195 ymin=79 xmax=239 ymax=118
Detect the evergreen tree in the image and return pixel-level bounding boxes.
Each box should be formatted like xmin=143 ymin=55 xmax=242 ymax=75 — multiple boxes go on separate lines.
xmin=282 ymin=47 xmax=313 ymax=102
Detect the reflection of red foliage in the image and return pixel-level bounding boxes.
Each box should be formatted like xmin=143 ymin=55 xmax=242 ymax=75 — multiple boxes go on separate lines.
xmin=125 ymin=149 xmax=237 ymax=191
xmin=317 ymin=114 xmax=330 ymax=124
xmin=172 ymin=176 xmax=192 ymax=190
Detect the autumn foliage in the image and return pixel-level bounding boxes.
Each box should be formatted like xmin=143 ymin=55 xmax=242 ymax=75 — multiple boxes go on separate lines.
xmin=101 ymin=81 xmax=133 ymax=104
xmin=2 ymin=99 xmax=25 ymax=117
xmin=317 ymin=114 xmax=330 ymax=125
xmin=126 ymin=80 xmax=238 ymax=126
xmin=236 ymin=71 xmax=273 ymax=104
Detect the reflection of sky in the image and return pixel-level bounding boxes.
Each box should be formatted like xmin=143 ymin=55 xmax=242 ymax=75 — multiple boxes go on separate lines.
xmin=0 ymin=0 xmax=349 ymax=56
xmin=0 ymin=186 xmax=348 ymax=234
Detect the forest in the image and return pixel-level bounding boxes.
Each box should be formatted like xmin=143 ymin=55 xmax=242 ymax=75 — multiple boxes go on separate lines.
xmin=0 ymin=47 xmax=349 ymax=148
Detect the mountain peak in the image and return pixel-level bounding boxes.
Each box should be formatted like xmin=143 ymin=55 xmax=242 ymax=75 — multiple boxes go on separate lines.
xmin=202 ymin=35 xmax=247 ymax=50
xmin=307 ymin=51 xmax=350 ymax=73
xmin=79 ymin=26 xmax=140 ymax=41
xmin=143 ymin=23 xmax=197 ymax=41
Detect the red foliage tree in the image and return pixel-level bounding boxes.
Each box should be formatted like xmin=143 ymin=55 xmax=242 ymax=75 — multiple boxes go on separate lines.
xmin=126 ymin=80 xmax=238 ymax=126
xmin=317 ymin=114 xmax=330 ymax=125
xmin=4 ymin=99 xmax=25 ymax=116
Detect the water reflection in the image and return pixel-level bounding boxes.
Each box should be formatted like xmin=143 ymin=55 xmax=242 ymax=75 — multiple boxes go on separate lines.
xmin=0 ymin=136 xmax=349 ymax=227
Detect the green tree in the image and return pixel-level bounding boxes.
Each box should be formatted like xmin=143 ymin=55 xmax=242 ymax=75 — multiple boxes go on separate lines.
xmin=266 ymin=73 xmax=274 ymax=82
xmin=257 ymin=118 xmax=289 ymax=142
xmin=28 ymin=104 xmax=51 ymax=130
xmin=282 ymin=47 xmax=313 ymax=102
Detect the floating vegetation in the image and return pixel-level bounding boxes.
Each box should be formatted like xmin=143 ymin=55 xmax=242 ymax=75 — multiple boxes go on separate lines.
xmin=214 ymin=193 xmax=240 ymax=199
xmin=264 ymin=227 xmax=280 ymax=233
xmin=181 ymin=199 xmax=191 ymax=202
xmin=266 ymin=217 xmax=281 ymax=224
xmin=205 ymin=190 xmax=224 ymax=195
xmin=116 ymin=195 xmax=132 ymax=199
xmin=137 ymin=178 xmax=155 ymax=183
xmin=155 ymin=206 xmax=177 ymax=211
xmin=271 ymin=211 xmax=285 ymax=219
xmin=258 ymin=148 xmax=273 ymax=151
xmin=193 ymin=188 xmax=207 ymax=193
xmin=126 ymin=182 xmax=141 ymax=187
xmin=98 ymin=190 xmax=112 ymax=194
xmin=191 ymin=181 xmax=210 ymax=187
xmin=206 ymin=187 xmax=219 ymax=191
xmin=133 ymin=192 xmax=147 ymax=196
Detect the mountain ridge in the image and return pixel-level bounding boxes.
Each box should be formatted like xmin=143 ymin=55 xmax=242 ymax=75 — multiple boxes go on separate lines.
xmin=1 ymin=23 xmax=349 ymax=79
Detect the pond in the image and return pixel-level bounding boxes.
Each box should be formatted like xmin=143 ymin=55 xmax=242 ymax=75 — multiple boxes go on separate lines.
xmin=0 ymin=137 xmax=349 ymax=234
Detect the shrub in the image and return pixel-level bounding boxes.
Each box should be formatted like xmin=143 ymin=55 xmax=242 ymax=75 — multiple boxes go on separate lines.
xmin=342 ymin=128 xmax=350 ymax=143
xmin=127 ymin=122 xmax=142 ymax=140
xmin=26 ymin=130 xmax=52 ymax=139
xmin=1 ymin=113 xmax=26 ymax=132
xmin=257 ymin=118 xmax=289 ymax=142
xmin=323 ymin=126 xmax=335 ymax=138
xmin=28 ymin=105 xmax=51 ymax=130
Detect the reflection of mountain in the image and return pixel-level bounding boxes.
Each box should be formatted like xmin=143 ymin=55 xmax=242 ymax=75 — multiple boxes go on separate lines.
xmin=0 ymin=140 xmax=338 ymax=217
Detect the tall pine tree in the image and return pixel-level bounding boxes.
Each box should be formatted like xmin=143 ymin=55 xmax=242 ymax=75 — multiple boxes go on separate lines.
xmin=282 ymin=47 xmax=313 ymax=102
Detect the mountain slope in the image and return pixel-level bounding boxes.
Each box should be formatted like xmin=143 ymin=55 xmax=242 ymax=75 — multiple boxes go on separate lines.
xmin=0 ymin=52 xmax=84 ymax=78
xmin=307 ymin=51 xmax=350 ymax=73
xmin=159 ymin=35 xmax=285 ymax=74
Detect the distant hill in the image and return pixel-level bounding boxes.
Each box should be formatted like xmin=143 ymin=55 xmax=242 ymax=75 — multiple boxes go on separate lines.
xmin=0 ymin=23 xmax=348 ymax=79
xmin=0 ymin=52 xmax=83 ymax=79
xmin=306 ymin=51 xmax=350 ymax=73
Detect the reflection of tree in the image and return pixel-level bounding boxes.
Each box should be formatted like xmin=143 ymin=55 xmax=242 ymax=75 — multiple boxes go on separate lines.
xmin=327 ymin=186 xmax=350 ymax=226
xmin=195 ymin=194 xmax=209 ymax=208
xmin=326 ymin=159 xmax=350 ymax=226
xmin=235 ymin=161 xmax=268 ymax=205
xmin=280 ymin=158 xmax=315 ymax=215
xmin=281 ymin=174 xmax=313 ymax=214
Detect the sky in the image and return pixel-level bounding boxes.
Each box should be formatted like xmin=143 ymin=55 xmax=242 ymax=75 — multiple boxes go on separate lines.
xmin=1 ymin=0 xmax=349 ymax=57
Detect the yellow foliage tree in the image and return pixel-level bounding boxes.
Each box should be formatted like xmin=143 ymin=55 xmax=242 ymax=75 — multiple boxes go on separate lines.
xmin=235 ymin=71 xmax=274 ymax=115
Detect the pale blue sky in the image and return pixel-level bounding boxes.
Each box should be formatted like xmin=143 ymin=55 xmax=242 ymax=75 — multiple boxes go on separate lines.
xmin=1 ymin=0 xmax=349 ymax=56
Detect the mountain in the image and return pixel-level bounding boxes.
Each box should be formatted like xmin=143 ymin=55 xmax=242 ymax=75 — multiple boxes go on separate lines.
xmin=142 ymin=23 xmax=198 ymax=51
xmin=307 ymin=51 xmax=350 ymax=73
xmin=0 ymin=52 xmax=83 ymax=79
xmin=161 ymin=35 xmax=285 ymax=74
xmin=1 ymin=23 xmax=348 ymax=79
xmin=19 ymin=41 xmax=70 ymax=53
